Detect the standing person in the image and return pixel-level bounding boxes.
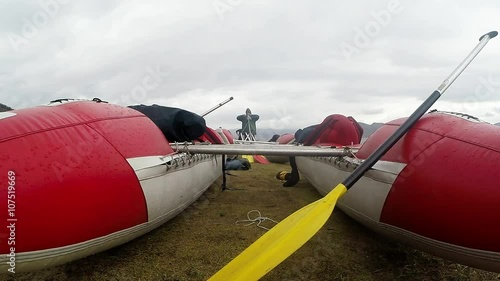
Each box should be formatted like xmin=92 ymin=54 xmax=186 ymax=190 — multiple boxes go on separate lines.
xmin=236 ymin=108 xmax=259 ymax=140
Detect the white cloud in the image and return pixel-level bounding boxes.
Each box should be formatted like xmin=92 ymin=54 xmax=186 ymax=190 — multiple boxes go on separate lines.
xmin=1 ymin=0 xmax=499 ymax=130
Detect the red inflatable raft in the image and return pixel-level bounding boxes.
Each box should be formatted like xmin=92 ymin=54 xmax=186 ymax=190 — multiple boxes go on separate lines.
xmin=296 ymin=111 xmax=500 ymax=272
xmin=0 ymin=100 xmax=222 ymax=272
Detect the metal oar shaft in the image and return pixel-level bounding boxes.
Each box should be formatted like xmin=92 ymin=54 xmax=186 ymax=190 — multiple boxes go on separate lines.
xmin=201 ymin=97 xmax=234 ymax=117
xmin=438 ymin=31 xmax=497 ymax=94
xmin=175 ymin=144 xmax=357 ymax=157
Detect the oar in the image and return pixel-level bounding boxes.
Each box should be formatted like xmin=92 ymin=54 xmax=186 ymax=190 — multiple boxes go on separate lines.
xmin=208 ymin=31 xmax=497 ymax=281
xmin=201 ymin=96 xmax=234 ymax=117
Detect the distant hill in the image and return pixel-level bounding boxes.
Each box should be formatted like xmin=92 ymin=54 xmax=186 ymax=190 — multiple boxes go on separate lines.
xmin=0 ymin=103 xmax=13 ymax=112
xmin=496 ymin=123 xmax=500 ymax=126
xmin=359 ymin=122 xmax=384 ymax=139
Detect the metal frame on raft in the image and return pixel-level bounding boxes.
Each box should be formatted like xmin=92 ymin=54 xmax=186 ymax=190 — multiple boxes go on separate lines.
xmin=172 ymin=143 xmax=359 ymax=157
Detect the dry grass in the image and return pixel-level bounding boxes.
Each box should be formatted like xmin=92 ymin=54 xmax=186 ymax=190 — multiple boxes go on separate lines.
xmin=7 ymin=163 xmax=500 ymax=281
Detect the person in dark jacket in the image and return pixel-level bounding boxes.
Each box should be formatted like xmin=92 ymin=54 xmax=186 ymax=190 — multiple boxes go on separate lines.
xmin=236 ymin=108 xmax=259 ymax=140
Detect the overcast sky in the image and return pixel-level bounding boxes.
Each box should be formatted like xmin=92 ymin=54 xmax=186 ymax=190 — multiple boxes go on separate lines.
xmin=1 ymin=0 xmax=499 ymax=131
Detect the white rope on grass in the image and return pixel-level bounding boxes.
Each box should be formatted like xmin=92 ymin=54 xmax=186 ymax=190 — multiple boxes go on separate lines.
xmin=236 ymin=210 xmax=279 ymax=231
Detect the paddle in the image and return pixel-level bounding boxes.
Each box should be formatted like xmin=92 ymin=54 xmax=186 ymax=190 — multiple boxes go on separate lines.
xmin=208 ymin=31 xmax=497 ymax=281
xmin=201 ymin=96 xmax=234 ymax=117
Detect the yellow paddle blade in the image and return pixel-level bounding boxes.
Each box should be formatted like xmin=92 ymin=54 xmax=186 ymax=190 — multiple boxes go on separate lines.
xmin=209 ymin=184 xmax=348 ymax=281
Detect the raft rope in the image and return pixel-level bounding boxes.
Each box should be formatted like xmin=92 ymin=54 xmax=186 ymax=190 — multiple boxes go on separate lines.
xmin=429 ymin=109 xmax=485 ymax=122
xmin=236 ymin=210 xmax=279 ymax=231
xmin=347 ymin=147 xmax=359 ymax=160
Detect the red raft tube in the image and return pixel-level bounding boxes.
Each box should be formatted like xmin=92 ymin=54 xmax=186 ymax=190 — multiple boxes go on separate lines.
xmin=0 ymin=100 xmax=222 ymax=272
xmin=296 ymin=111 xmax=500 ymax=272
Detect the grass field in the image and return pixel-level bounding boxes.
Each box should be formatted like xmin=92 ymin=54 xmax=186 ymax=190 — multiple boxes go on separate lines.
xmin=8 ymin=163 xmax=500 ymax=281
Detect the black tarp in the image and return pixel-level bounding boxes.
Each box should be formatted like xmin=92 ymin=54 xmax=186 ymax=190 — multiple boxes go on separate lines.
xmin=129 ymin=104 xmax=207 ymax=142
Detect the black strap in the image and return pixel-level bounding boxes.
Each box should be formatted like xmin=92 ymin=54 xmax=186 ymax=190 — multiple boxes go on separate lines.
xmin=222 ymin=154 xmax=227 ymax=191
